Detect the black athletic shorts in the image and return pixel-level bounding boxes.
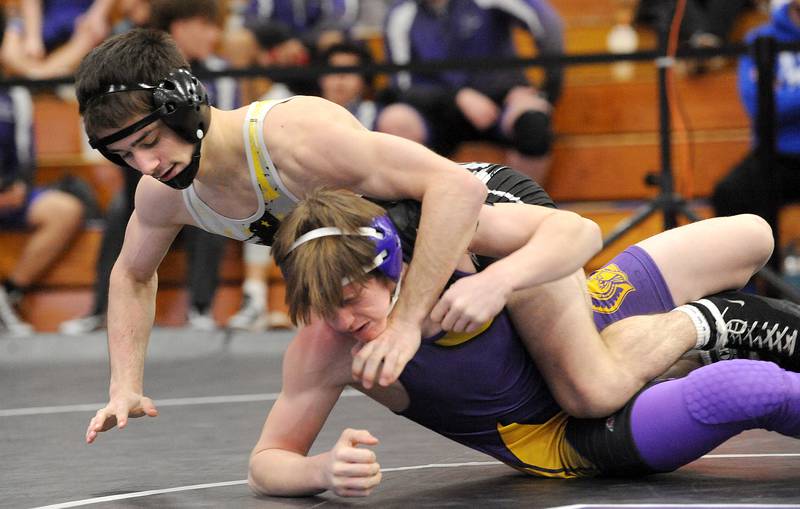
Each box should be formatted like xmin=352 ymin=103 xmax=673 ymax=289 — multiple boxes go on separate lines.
xmin=564 ymin=382 xmax=661 ymax=477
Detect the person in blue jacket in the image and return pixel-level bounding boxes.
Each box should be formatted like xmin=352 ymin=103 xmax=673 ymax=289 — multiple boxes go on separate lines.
xmin=713 ymin=0 xmax=800 ymax=251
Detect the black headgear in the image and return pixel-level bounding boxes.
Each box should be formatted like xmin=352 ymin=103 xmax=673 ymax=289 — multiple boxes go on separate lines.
xmin=88 ymin=68 xmax=211 ymax=190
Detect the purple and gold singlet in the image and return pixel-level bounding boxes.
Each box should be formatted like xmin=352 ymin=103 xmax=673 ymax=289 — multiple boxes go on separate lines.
xmin=395 ymin=247 xmax=676 ymax=478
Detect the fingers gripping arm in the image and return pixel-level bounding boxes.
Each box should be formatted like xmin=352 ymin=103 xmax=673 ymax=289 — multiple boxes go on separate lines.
xmin=430 ymin=204 xmax=601 ymax=332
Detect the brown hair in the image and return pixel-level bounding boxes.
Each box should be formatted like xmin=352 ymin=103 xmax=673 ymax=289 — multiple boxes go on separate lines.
xmin=75 ymin=28 xmax=189 ymax=138
xmin=149 ymin=0 xmax=222 ymax=32
xmin=272 ymin=188 xmax=389 ymax=325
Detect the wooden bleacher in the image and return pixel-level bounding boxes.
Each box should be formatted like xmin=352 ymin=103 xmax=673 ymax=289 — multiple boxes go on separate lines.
xmin=5 ymin=2 xmax=793 ymax=332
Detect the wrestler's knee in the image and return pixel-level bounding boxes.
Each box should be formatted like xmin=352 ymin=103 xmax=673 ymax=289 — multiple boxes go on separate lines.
xmin=27 ymin=190 xmax=84 ymax=228
xmin=738 ymin=213 xmax=774 ymax=260
xmin=553 ymin=377 xmax=636 ymax=418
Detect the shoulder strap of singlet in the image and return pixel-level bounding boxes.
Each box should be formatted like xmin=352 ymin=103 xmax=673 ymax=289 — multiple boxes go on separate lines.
xmin=246 ymin=100 xmax=297 ymax=219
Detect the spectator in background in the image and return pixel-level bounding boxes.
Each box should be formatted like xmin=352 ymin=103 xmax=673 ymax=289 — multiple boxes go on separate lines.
xmin=247 ymin=19 xmax=315 ymax=97
xmin=59 ymin=0 xmax=238 ymax=335
xmin=1 ymin=0 xmax=111 ymax=79
xmin=635 ymin=0 xmax=753 ymax=72
xmin=377 ymin=0 xmax=563 ymax=184
xmin=0 ymin=85 xmax=86 ymax=337
xmin=712 ymin=0 xmax=800 ymax=267
xmin=111 ymin=0 xmax=152 ymax=35
xmin=352 ymin=0 xmax=393 ymax=34
xmin=245 ymin=0 xmax=359 ymax=52
xmin=318 ymin=40 xmax=379 ymax=129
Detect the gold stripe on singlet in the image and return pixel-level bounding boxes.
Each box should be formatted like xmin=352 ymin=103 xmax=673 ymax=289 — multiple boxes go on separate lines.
xmin=248 ymin=101 xmax=280 ymax=204
xmin=435 ymin=319 xmax=494 ymax=347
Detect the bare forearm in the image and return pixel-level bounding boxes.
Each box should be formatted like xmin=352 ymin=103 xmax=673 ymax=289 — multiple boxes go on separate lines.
xmin=21 ymin=0 xmax=42 ymax=36
xmin=396 ymin=177 xmax=486 ymax=324
xmin=24 ymin=42 xmax=91 ymax=79
xmin=106 ymin=263 xmax=157 ymax=395
xmin=249 ymin=449 xmax=329 ymax=497
xmin=88 ymin=0 xmax=115 ymax=16
xmin=484 ymin=213 xmax=601 ymax=292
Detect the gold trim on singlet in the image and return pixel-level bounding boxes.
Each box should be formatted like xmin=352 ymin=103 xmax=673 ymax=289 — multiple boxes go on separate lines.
xmin=497 ymin=412 xmax=596 ymax=479
xmin=246 ymin=100 xmax=296 ymax=220
xmin=434 ymin=319 xmax=494 ymax=347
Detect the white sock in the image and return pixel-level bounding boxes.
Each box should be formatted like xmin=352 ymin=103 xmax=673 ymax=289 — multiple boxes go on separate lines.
xmin=676 ymin=299 xmax=729 ymax=350
xmin=675 ymin=304 xmax=712 ymax=349
xmin=242 ymin=279 xmax=267 ymax=310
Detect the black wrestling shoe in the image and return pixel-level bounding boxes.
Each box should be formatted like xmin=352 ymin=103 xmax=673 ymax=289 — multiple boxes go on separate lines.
xmin=699 ymin=346 xmax=745 ymax=365
xmin=691 ymin=292 xmax=800 ymax=370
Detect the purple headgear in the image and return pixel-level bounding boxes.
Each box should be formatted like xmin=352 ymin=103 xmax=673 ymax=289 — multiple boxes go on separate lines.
xmin=368 ymin=215 xmax=403 ymax=281
xmin=286 ymin=215 xmax=403 ymax=282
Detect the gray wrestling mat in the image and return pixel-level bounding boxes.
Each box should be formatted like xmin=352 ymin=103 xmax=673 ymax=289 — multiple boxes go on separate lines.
xmin=3 ymin=329 xmax=800 ymax=509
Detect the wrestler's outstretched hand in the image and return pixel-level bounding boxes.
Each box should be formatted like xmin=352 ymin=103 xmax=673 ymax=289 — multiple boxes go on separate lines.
xmin=325 ymin=428 xmax=382 ymax=497
xmin=85 ymin=392 xmax=158 ymax=444
xmin=430 ymin=271 xmax=512 ymax=332
xmin=351 ymin=318 xmax=421 ymax=389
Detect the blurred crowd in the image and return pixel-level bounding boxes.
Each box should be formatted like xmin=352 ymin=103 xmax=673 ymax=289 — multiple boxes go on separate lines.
xmin=0 ymin=0 xmax=791 ymax=338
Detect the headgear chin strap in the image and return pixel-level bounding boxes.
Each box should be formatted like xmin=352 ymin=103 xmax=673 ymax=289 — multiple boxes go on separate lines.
xmin=88 ymin=68 xmax=211 ymax=190
xmin=286 ymin=215 xmax=404 ymax=309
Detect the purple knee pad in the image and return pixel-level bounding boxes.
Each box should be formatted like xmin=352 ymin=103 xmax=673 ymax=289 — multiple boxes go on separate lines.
xmin=631 ymin=359 xmax=800 ymax=472
xmin=684 ymin=359 xmax=788 ymax=425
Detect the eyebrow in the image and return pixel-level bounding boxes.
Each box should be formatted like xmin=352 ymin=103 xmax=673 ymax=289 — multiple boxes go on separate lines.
xmin=108 ymin=128 xmax=156 ymax=154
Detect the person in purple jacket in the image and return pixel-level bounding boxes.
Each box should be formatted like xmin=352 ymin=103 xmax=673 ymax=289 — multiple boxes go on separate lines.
xmin=377 ymin=0 xmax=564 ymax=183
xmin=713 ymin=0 xmax=800 ymax=249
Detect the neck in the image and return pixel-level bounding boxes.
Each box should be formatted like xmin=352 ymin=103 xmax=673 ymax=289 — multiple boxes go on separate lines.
xmin=196 ymin=107 xmax=244 ymax=184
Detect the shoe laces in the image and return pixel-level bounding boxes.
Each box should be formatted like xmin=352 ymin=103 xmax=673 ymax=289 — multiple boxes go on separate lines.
xmin=725 ymin=318 xmax=798 ymax=357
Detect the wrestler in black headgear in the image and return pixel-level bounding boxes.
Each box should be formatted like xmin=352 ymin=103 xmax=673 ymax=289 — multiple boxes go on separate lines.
xmin=88 ymin=68 xmax=211 ymax=190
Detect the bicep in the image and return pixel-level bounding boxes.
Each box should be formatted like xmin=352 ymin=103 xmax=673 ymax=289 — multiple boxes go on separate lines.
xmin=117 ymin=184 xmax=183 ymax=281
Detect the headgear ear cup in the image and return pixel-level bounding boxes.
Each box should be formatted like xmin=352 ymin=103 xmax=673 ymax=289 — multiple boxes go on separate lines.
xmin=369 ymin=215 xmax=403 ymax=281
xmin=153 ymin=69 xmax=211 ymax=143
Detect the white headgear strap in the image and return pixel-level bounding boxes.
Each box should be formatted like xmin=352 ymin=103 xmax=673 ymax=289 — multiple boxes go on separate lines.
xmin=287 ymin=227 xmax=402 ymax=310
